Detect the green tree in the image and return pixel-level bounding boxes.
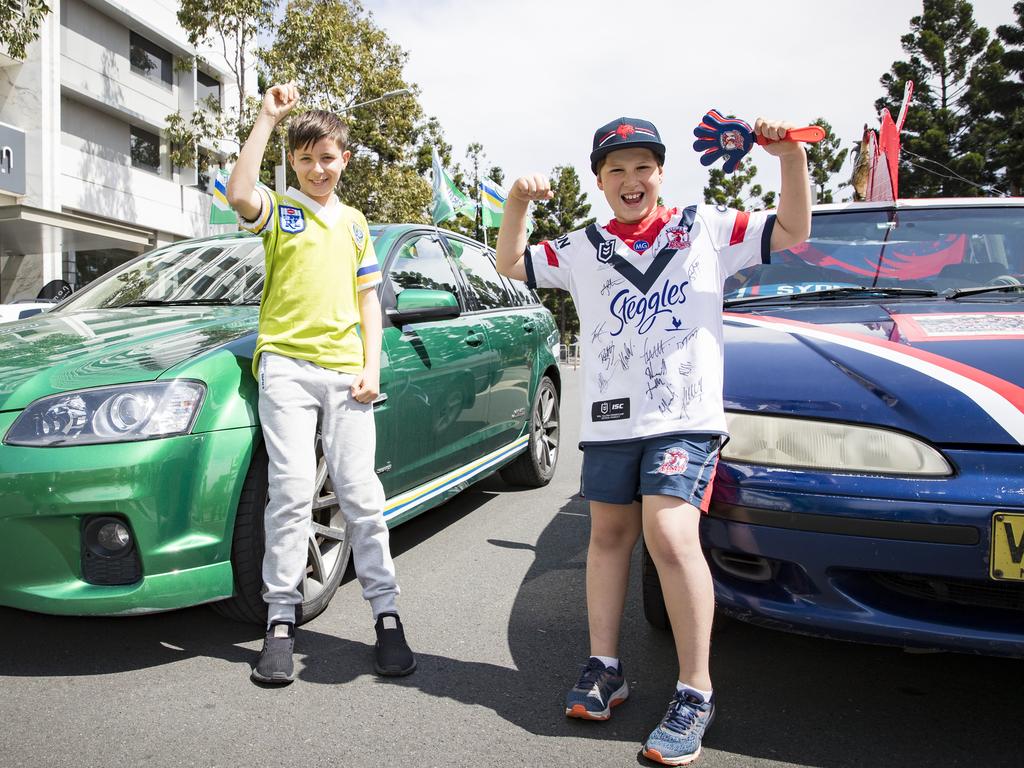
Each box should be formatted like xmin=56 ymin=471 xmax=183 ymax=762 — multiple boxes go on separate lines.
xmin=805 ymin=118 xmax=849 ymax=203
xmin=703 ymin=160 xmax=776 ymax=211
xmin=0 ymin=0 xmax=50 ymax=61
xmin=261 ymin=0 xmax=430 ymax=222
xmin=876 ymin=0 xmax=1002 ymax=196
xmin=992 ymin=2 xmax=1024 ymax=195
xmin=530 ymin=165 xmax=596 ymax=345
xmin=169 ymin=0 xmax=274 ymax=171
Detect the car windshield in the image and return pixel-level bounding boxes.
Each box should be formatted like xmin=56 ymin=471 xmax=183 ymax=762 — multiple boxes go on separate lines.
xmin=725 ymin=206 xmax=1024 ymax=303
xmin=57 ymin=229 xmax=392 ymax=311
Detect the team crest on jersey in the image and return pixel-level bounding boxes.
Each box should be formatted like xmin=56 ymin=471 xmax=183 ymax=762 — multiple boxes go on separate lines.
xmin=655 ymin=448 xmax=690 ymax=475
xmin=596 ymin=240 xmax=616 ymax=263
xmin=665 ymin=227 xmax=691 ymax=250
xmin=350 ymin=222 xmax=366 ymax=248
xmin=280 ymin=206 xmax=306 ymax=233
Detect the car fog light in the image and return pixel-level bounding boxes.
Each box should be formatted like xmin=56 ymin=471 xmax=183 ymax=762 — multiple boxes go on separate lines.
xmin=98 ymin=522 xmax=131 ymax=551
xmin=84 ymin=516 xmax=134 ymax=558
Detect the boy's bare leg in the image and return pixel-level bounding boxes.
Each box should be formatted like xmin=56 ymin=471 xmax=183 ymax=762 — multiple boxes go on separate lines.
xmin=586 ymin=500 xmax=643 ymax=658
xmin=642 ymin=495 xmax=714 ymax=690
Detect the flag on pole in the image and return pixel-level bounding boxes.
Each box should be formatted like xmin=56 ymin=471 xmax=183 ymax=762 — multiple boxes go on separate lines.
xmin=210 ymin=169 xmax=238 ymax=225
xmin=478 ymin=179 xmax=534 ymax=235
xmin=431 ymin=147 xmax=476 ymax=225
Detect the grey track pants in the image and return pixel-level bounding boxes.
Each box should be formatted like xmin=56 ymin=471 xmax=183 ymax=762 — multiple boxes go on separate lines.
xmin=257 ymin=352 xmax=398 ymax=624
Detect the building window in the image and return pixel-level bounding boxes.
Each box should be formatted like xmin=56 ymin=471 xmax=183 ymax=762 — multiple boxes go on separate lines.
xmin=197 ymin=70 xmax=221 ymax=110
xmin=131 ymin=126 xmax=161 ymax=173
xmin=129 ymin=32 xmax=172 ymax=86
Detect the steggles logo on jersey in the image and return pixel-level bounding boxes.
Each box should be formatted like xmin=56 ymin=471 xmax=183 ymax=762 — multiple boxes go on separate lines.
xmin=280 ymin=206 xmax=306 ymax=233
xmin=609 ymin=277 xmax=690 ymax=336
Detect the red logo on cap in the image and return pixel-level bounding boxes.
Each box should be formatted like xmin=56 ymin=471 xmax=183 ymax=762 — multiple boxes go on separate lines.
xmin=616 ymin=124 xmax=636 ymax=138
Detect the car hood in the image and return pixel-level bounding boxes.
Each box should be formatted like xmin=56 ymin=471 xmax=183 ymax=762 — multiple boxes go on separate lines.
xmin=0 ymin=306 xmax=256 ymax=411
xmin=724 ymin=301 xmax=1024 ymax=447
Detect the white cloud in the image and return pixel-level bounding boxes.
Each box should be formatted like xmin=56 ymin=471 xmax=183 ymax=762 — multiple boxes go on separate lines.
xmin=365 ymin=0 xmax=1017 ymax=221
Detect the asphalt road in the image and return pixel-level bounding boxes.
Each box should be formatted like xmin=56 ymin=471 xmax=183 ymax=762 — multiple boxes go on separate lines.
xmin=2 ymin=365 xmax=1023 ymax=768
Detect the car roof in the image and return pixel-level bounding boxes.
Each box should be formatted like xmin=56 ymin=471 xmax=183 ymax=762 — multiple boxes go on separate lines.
xmin=809 ymin=197 xmax=1024 ymax=214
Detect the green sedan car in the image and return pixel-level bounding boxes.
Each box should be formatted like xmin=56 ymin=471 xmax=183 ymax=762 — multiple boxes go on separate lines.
xmin=0 ymin=224 xmax=561 ymax=623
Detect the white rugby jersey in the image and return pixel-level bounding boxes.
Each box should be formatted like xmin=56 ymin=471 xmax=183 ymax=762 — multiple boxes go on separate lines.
xmin=526 ymin=204 xmax=774 ymax=444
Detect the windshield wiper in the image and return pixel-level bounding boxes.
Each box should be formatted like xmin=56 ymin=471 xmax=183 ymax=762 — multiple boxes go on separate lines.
xmin=725 ymin=286 xmax=938 ymax=307
xmin=944 ymin=284 xmax=1024 ymax=300
xmin=122 ymin=298 xmax=253 ymax=306
xmin=788 ymin=286 xmax=939 ymax=301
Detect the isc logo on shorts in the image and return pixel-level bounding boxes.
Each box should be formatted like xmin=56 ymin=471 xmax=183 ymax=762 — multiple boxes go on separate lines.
xmin=592 ymin=398 xmax=630 ymax=422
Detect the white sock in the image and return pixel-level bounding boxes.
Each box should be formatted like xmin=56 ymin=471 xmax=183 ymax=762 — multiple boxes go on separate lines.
xmin=677 ymin=681 xmax=713 ymax=700
xmin=592 ymin=655 xmax=619 ymax=670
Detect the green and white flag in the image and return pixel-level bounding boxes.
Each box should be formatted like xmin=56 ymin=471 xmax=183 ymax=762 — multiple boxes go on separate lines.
xmin=210 ymin=169 xmax=238 ymax=225
xmin=431 ymin=147 xmax=475 ymax=225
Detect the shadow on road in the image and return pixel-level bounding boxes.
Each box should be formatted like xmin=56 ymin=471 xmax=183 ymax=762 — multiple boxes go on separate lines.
xmin=2 ymin=474 xmax=1023 ymax=766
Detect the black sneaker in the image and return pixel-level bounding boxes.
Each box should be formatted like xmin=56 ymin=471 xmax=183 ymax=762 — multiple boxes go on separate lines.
xmin=374 ymin=612 xmax=416 ymax=676
xmin=251 ymin=621 xmax=295 ymax=684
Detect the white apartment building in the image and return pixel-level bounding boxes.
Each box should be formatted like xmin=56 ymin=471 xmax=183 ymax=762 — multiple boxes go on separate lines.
xmin=0 ymin=0 xmax=257 ymax=302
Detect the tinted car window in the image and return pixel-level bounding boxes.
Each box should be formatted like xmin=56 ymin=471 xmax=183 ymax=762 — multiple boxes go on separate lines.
xmin=446 ymin=238 xmax=511 ymax=310
xmin=388 ymin=235 xmax=461 ymax=298
xmin=727 ymin=206 xmax=1024 ymax=298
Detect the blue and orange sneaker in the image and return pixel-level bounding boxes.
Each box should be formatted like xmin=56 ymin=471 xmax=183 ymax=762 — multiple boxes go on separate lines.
xmin=642 ymin=689 xmax=715 ymax=765
xmin=564 ymin=657 xmax=629 ymax=720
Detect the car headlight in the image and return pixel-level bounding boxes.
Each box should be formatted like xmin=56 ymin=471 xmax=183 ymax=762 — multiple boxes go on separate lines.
xmin=4 ymin=381 xmax=206 ymax=447
xmin=722 ymin=412 xmax=952 ymax=476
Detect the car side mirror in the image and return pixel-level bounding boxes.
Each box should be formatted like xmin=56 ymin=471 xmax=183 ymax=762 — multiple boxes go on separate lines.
xmin=386 ymin=288 xmax=461 ymax=324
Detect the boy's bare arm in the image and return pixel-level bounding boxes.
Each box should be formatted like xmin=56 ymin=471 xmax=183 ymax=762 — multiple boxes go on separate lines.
xmin=755 ymin=118 xmax=812 ymax=252
xmin=495 ymin=174 xmax=553 ymax=282
xmin=351 ymin=288 xmax=382 ymax=404
xmin=226 ymin=83 xmax=299 ymax=221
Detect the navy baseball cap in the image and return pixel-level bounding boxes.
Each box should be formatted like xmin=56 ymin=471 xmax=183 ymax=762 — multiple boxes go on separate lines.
xmin=590 ymin=117 xmax=666 ymax=174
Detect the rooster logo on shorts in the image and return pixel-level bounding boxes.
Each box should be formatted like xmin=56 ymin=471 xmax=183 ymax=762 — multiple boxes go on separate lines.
xmin=656 ymin=448 xmax=690 ymax=475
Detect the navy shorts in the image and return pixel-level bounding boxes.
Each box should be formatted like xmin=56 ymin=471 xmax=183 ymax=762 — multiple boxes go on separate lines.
xmin=580 ymin=433 xmax=722 ymax=509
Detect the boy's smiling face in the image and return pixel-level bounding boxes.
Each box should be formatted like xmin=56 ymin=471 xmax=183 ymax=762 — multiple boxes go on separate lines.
xmin=597 ymin=147 xmax=663 ymax=224
xmin=289 ymin=136 xmax=350 ymax=204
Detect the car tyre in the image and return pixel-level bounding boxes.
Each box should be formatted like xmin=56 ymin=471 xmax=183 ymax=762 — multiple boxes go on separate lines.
xmin=500 ymin=375 xmax=559 ymax=487
xmin=212 ymin=438 xmax=352 ymax=625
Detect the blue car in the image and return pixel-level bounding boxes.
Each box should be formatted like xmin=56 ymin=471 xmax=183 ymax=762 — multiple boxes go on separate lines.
xmin=642 ymin=198 xmax=1024 ymax=657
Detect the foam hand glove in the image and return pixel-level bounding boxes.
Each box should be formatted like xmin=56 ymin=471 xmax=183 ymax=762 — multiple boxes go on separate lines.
xmin=692 ymin=110 xmax=755 ymax=174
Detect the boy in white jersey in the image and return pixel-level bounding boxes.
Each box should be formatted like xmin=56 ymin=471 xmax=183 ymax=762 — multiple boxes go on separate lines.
xmin=227 ymin=83 xmax=414 ymax=684
xmin=496 ymin=116 xmax=810 ymax=764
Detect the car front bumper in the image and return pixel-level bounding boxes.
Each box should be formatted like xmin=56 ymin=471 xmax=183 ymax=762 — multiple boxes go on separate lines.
xmin=704 ymin=449 xmax=1024 ymax=657
xmin=0 ymin=412 xmax=258 ymax=616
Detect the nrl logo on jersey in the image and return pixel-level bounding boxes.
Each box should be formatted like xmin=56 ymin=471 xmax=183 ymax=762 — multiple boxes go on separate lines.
xmin=280 ymin=206 xmax=306 ymax=234
xmin=596 ymin=240 xmax=615 ymax=263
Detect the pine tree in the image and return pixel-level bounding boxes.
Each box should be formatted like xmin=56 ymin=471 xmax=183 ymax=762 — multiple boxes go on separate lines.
xmin=805 ymin=118 xmax=849 ymax=203
xmin=703 ymin=160 xmax=775 ymax=211
xmin=876 ymin=0 xmax=1002 ymax=196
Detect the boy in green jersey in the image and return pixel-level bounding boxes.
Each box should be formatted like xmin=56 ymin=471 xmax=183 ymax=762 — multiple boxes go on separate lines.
xmin=227 ymin=83 xmax=414 ymax=684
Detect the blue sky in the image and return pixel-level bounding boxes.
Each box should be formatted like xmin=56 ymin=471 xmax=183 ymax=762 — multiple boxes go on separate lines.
xmin=363 ymin=0 xmax=1017 ymax=219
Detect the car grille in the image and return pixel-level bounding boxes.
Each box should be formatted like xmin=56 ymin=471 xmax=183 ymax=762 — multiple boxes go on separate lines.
xmin=871 ymin=572 xmax=1024 ymax=613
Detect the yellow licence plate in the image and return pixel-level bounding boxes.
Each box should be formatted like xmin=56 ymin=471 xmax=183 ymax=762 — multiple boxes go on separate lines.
xmin=991 ymin=512 xmax=1024 ymax=581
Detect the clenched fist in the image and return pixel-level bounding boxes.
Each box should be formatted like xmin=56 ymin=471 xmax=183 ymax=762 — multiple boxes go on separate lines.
xmin=262 ymin=82 xmax=299 ymax=123
xmin=509 ymin=174 xmax=554 ymax=202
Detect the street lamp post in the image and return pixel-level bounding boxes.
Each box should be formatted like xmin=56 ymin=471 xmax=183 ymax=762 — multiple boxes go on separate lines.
xmin=275 ymin=88 xmax=412 ymax=192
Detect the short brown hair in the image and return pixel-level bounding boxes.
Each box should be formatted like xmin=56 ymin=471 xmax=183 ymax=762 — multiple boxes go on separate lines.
xmin=287 ymin=110 xmax=348 ymax=153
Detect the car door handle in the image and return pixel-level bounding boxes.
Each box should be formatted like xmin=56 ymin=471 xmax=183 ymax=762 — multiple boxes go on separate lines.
xmin=465 ymin=331 xmax=485 ymax=347
xmin=522 ymin=321 xmax=535 ymax=333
